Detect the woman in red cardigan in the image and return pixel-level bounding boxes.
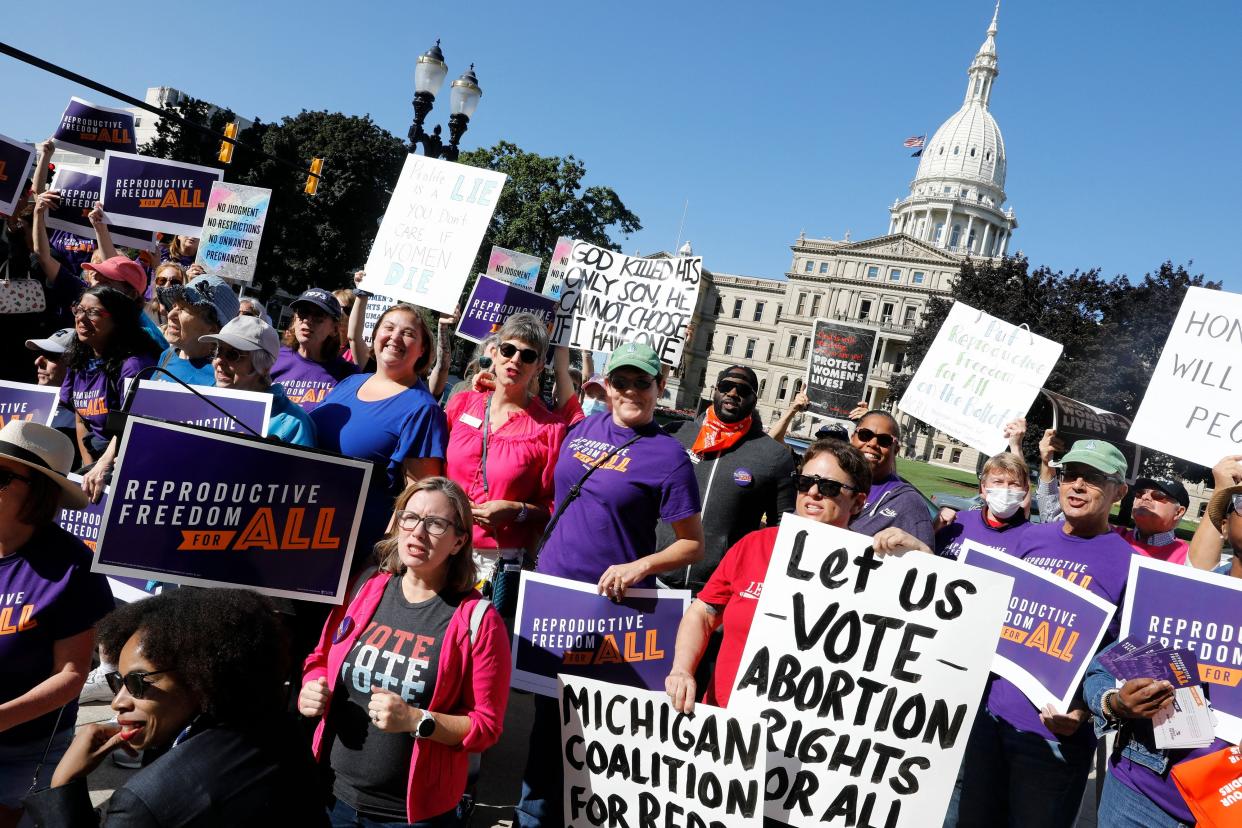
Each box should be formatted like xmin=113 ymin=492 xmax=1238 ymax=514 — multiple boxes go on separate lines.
xmin=299 ymin=477 xmax=511 ymax=827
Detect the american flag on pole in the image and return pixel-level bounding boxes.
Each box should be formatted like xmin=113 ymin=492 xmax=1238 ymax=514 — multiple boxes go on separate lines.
xmin=903 ymin=135 xmax=926 ymax=148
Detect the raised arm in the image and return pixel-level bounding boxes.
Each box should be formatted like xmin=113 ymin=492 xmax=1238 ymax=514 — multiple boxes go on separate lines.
xmin=31 ymin=191 xmax=62 ymax=280
xmin=88 ymin=202 xmax=119 ymax=260
xmin=426 ymin=307 xmax=458 ymax=398
xmin=768 ymin=391 xmax=808 ymax=445
xmin=348 ymin=271 xmax=371 ymax=365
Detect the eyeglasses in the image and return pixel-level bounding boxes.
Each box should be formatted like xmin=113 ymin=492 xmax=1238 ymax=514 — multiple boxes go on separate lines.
xmin=238 ymin=307 xmax=261 ymax=318
xmin=497 ymin=342 xmax=539 ymax=364
xmin=105 ymin=669 xmax=172 ymax=699
xmin=609 ymin=375 xmax=655 ymax=392
xmin=0 ymin=469 xmax=33 ymax=490
xmin=716 ymin=379 xmax=756 ymax=398
xmin=853 ymin=427 xmax=896 ymax=448
xmin=154 ymin=276 xmax=183 ymax=287
xmin=212 ymin=345 xmax=247 ymax=363
xmin=793 ymin=473 xmax=860 ymax=498
xmin=1056 ymin=467 xmax=1121 ymax=489
xmin=1133 ymin=487 xmax=1174 ymax=504
xmin=70 ymin=303 xmax=110 ymax=321
xmin=394 ymin=510 xmax=459 ymax=537
xmin=1231 ymin=493 xmax=1242 ymax=516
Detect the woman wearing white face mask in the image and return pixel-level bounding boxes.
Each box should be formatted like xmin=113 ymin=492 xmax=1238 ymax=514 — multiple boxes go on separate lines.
xmin=935 ymin=452 xmax=1033 ymax=560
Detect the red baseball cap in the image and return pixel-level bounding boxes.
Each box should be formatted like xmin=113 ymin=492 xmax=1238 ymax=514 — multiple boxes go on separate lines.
xmin=83 ymin=256 xmax=147 ymax=297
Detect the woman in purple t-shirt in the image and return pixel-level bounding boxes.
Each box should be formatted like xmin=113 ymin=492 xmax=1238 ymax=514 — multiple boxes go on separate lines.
xmin=272 ymin=288 xmax=358 ymax=412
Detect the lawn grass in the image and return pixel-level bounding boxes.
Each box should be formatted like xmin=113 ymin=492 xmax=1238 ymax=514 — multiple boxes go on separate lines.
xmin=896 ymin=457 xmax=980 ymax=500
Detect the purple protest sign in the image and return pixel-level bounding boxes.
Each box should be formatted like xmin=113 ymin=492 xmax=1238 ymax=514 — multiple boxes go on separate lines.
xmin=101 ymin=150 xmax=221 ymax=237
xmin=961 ymin=541 xmax=1116 ymax=709
xmin=457 ymin=274 xmax=557 ymax=344
xmin=1120 ymin=556 xmax=1242 ymax=743
xmin=45 ymin=167 xmax=156 ymax=249
xmin=0 ymin=380 xmax=62 ymax=428
xmin=94 ymin=417 xmax=372 ymax=603
xmin=60 ymin=474 xmax=153 ymax=603
xmin=127 ymin=379 xmax=271 ymax=436
xmin=53 ymin=97 xmax=137 ymax=158
xmin=511 ymin=572 xmax=689 ymax=696
xmin=0 ymin=134 xmax=36 ymax=216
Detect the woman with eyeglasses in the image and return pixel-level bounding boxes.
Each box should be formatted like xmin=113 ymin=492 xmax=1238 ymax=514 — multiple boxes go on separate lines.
xmin=444 ymin=314 xmax=572 ymax=614
xmin=299 ymin=477 xmax=510 ymax=827
xmin=272 ymin=288 xmax=358 ymax=413
xmin=58 ymin=285 xmax=161 ymax=466
xmin=0 ymin=422 xmax=112 ymax=826
xmin=516 ymin=342 xmax=705 ymax=828
xmin=847 ymin=409 xmax=936 ymax=548
xmin=311 ymin=303 xmax=448 ymax=571
xmin=663 ymin=438 xmax=930 ymax=714
xmin=25 ymin=587 xmax=328 ymax=827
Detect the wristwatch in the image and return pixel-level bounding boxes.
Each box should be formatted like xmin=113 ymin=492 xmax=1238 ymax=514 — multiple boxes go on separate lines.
xmin=515 ymin=502 xmax=529 ymax=524
xmin=415 ymin=709 xmax=437 ymax=739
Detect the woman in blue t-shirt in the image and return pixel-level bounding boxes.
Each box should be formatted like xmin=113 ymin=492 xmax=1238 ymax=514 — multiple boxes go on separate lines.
xmin=311 ymin=303 xmax=449 ymax=569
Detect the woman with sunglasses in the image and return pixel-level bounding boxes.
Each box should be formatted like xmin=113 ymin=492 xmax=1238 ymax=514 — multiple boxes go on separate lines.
xmin=311 ymin=304 xmax=448 ymax=570
xmin=444 ymin=314 xmax=570 ymax=613
xmin=663 ymin=439 xmax=930 ymax=714
xmin=299 ymin=477 xmax=509 ymax=827
xmin=847 ymin=409 xmax=936 ymax=549
xmin=0 ymin=422 xmax=112 ymax=826
xmin=517 ymin=342 xmax=704 ymax=828
xmin=26 ymin=587 xmax=328 ymax=827
xmin=144 ymin=263 xmax=185 ymax=329
xmin=273 ymin=288 xmax=358 ymax=413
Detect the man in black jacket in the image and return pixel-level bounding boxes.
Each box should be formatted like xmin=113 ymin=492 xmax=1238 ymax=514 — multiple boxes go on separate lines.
xmin=657 ymin=365 xmax=796 ymax=593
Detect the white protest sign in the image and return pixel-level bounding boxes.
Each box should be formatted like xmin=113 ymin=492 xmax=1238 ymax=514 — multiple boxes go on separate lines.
xmin=486 ymin=245 xmax=541 ymax=290
xmin=359 ymin=154 xmax=506 ymax=315
xmin=560 ymin=675 xmax=765 ymax=828
xmin=728 ymin=515 xmax=1012 ymax=827
xmin=193 ymin=181 xmax=271 ymax=283
xmin=1127 ymin=286 xmax=1242 ymax=466
xmin=897 ymin=301 xmax=1062 ymax=455
xmin=542 ymin=236 xmax=574 ymax=300
xmin=360 ymin=292 xmax=398 ymax=347
xmin=551 ymin=241 xmax=702 ymax=366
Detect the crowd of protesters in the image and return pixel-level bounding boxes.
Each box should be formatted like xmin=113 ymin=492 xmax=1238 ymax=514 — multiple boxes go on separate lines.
xmin=1 ymin=139 xmax=1239 ymax=828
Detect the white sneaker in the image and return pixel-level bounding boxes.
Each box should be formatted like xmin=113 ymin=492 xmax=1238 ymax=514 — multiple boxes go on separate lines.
xmin=78 ymin=665 xmax=114 ymax=704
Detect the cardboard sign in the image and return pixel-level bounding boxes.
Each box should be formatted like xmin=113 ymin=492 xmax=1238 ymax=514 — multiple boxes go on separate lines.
xmin=359 ymin=153 xmax=506 ymax=315
xmin=0 ymin=380 xmax=62 ymax=428
xmin=898 ymin=301 xmax=1062 ymax=456
xmin=551 ymin=241 xmax=703 ymax=366
xmin=100 ymin=150 xmax=222 ymax=237
xmin=193 ymin=181 xmax=271 ymax=283
xmin=960 ymin=541 xmax=1115 ymax=710
xmin=511 ymin=572 xmax=689 ymax=697
xmin=457 ymin=274 xmax=556 ymax=344
xmin=1040 ymin=389 xmax=1142 ymax=482
xmin=0 ymin=134 xmax=36 ymax=216
xmin=806 ymin=319 xmax=876 ymax=419
xmin=93 ymin=417 xmax=372 ymax=603
xmin=44 ymin=166 xmax=156 ymax=249
xmin=559 ymin=676 xmax=766 ymax=828
xmin=728 ymin=515 xmax=1013 ymax=827
xmin=53 ymin=97 xmax=137 ymax=158
xmin=543 ymin=236 xmax=574 ymax=300
xmin=1120 ymin=556 xmax=1242 ymax=744
xmin=1127 ymin=286 xmax=1242 ymax=467
xmin=486 ymin=245 xmax=541 ymax=290
xmin=127 ymin=379 xmax=272 ymax=437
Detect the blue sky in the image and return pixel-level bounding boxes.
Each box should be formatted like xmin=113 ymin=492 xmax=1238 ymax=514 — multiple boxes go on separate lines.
xmin=5 ymin=0 xmax=1239 ymax=289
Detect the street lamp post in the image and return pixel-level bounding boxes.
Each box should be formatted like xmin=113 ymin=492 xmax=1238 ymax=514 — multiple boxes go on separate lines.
xmin=408 ymin=39 xmax=483 ymax=161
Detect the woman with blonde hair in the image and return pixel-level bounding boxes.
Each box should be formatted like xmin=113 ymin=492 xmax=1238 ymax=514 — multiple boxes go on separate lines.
xmin=299 ymin=477 xmax=510 ymax=827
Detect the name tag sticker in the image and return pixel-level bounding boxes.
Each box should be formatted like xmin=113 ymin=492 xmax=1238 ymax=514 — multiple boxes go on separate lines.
xmin=459 ymin=413 xmax=483 ymax=429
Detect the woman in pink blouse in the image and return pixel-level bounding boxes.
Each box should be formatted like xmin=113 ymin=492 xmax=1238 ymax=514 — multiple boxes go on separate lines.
xmin=443 ymin=313 xmax=578 ymax=613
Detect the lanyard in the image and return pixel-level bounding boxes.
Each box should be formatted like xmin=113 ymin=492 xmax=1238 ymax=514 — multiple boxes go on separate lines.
xmin=480 ymin=393 xmax=493 ymax=497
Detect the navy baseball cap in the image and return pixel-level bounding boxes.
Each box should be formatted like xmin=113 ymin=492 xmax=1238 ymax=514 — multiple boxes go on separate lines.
xmin=292 ymin=287 xmax=343 ymax=320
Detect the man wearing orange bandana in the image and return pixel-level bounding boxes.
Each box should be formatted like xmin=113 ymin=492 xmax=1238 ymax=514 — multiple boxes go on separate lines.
xmin=656 ymin=365 xmax=796 ymax=594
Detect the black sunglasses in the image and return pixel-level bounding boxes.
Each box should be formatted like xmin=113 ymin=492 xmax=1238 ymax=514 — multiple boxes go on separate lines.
xmin=610 ymin=375 xmax=654 ymax=392
xmin=793 ymin=473 xmax=860 ymax=498
xmin=0 ymin=468 xmax=33 ymax=490
xmin=497 ymin=342 xmax=539 ymax=364
xmin=854 ymin=427 xmax=896 ymax=448
xmin=716 ymin=379 xmax=756 ymax=398
xmin=105 ymin=669 xmax=172 ymax=699
xmin=212 ymin=345 xmax=246 ymax=363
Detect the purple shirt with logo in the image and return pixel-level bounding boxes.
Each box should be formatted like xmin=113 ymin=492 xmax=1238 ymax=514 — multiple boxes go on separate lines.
xmin=0 ymin=524 xmax=114 ymax=745
xmin=986 ymin=521 xmax=1133 ymax=742
xmin=271 ymin=346 xmax=358 ymax=412
xmin=535 ymin=412 xmax=701 ymax=587
xmin=935 ymin=508 xmax=1031 ymax=560
xmin=59 ymin=353 xmax=158 ymax=446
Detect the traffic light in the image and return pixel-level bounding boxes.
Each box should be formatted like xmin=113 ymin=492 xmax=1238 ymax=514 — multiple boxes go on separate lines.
xmin=305 ymin=157 xmax=324 ymax=195
xmin=218 ymin=122 xmax=239 ymax=164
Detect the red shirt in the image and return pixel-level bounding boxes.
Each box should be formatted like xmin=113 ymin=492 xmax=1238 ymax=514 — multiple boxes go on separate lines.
xmin=697 ymin=526 xmax=779 ymax=708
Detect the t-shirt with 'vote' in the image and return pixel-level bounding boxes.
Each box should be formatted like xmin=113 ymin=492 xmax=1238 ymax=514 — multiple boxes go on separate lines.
xmin=271 ymin=346 xmax=357 ymax=412
xmin=328 ymin=578 xmax=458 ymax=820
xmin=535 ymin=412 xmax=701 ymax=587
xmin=985 ymin=521 xmax=1134 ymax=743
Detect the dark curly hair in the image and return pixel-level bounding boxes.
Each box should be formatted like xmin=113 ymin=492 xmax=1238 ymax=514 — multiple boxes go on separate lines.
xmin=96 ymin=588 xmax=289 ymax=727
xmin=65 ymin=284 xmax=162 ymax=375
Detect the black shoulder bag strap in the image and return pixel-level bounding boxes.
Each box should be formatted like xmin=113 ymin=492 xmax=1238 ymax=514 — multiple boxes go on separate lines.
xmin=531 ymin=431 xmax=644 ymax=561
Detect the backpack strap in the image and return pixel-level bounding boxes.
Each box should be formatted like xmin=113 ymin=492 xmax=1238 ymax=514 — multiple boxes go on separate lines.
xmin=468 ymin=597 xmax=490 ymax=646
